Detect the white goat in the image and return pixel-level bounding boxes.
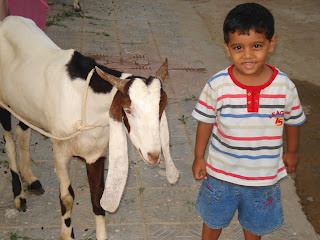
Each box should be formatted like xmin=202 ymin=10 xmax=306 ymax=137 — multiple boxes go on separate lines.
xmin=0 ymin=16 xmax=179 ymax=240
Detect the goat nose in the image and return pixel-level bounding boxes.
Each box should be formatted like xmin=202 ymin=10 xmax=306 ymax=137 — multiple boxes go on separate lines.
xmin=148 ymin=152 xmax=160 ymax=165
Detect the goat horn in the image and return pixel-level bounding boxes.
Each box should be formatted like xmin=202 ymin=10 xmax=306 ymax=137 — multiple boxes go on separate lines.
xmin=151 ymin=58 xmax=168 ymax=83
xmin=95 ymin=66 xmax=129 ymax=93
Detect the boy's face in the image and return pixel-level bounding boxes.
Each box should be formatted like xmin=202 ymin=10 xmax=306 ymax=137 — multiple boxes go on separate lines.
xmin=224 ymin=29 xmax=277 ymax=80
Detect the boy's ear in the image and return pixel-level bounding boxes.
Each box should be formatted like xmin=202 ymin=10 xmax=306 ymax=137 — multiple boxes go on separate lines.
xmin=223 ymin=41 xmax=231 ymax=56
xmin=268 ymin=35 xmax=278 ymax=53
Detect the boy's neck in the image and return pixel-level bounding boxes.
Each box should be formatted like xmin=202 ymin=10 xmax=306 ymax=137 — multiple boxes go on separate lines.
xmin=231 ymin=65 xmax=273 ymax=87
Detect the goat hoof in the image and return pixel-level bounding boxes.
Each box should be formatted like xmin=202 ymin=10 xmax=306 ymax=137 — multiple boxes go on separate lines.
xmin=167 ymin=167 xmax=180 ymax=184
xmin=28 ymin=180 xmax=45 ymax=195
xmin=17 ymin=198 xmax=27 ymax=212
xmin=74 ymin=4 xmax=81 ymax=12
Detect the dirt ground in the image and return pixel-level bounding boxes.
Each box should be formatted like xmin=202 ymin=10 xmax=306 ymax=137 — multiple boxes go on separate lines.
xmin=170 ymin=0 xmax=320 ymax=234
xmin=294 ymin=80 xmax=320 ymax=234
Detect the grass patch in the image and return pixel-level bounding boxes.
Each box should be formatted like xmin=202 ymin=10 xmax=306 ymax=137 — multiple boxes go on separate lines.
xmin=9 ymin=232 xmax=44 ymax=240
xmin=86 ymin=31 xmax=110 ymax=37
xmin=184 ymin=95 xmax=198 ymax=102
xmin=85 ymin=15 xmax=101 ymax=21
xmin=46 ymin=2 xmax=104 ymax=28
xmin=46 ymin=9 xmax=84 ymax=27
xmin=0 ymin=159 xmax=9 ymax=169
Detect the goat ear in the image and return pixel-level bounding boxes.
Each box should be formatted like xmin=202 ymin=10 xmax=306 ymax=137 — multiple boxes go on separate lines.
xmin=100 ymin=116 xmax=129 ymax=212
xmin=159 ymin=110 xmax=179 ymax=184
xmin=95 ymin=66 xmax=129 ymax=93
xmin=152 ymin=58 xmax=168 ymax=83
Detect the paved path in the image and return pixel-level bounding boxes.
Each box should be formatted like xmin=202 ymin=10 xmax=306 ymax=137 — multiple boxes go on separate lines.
xmin=0 ymin=0 xmax=319 ymax=239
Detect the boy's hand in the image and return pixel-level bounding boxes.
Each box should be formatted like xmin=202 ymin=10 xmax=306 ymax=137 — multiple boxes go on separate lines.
xmin=193 ymin=122 xmax=213 ymax=180
xmin=192 ymin=158 xmax=207 ymax=180
xmin=283 ymin=125 xmax=300 ymax=173
xmin=283 ymin=151 xmax=298 ymax=173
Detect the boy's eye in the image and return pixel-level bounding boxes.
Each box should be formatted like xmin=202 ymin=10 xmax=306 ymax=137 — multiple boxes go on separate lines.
xmin=233 ymin=46 xmax=242 ymax=50
xmin=253 ymin=44 xmax=262 ymax=48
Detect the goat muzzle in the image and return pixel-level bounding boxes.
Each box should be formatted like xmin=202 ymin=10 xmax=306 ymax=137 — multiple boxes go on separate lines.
xmin=139 ymin=149 xmax=160 ymax=166
xmin=147 ymin=152 xmax=160 ymax=165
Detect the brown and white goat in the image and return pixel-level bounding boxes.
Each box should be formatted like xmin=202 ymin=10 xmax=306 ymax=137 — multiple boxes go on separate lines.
xmin=0 ymin=16 xmax=179 ymax=240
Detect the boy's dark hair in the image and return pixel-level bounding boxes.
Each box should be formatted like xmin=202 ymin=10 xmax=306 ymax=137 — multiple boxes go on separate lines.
xmin=223 ymin=3 xmax=274 ymax=43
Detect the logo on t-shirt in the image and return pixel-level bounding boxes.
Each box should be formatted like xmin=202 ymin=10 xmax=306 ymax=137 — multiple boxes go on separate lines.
xmin=269 ymin=111 xmax=284 ymax=126
xmin=274 ymin=117 xmax=283 ymax=126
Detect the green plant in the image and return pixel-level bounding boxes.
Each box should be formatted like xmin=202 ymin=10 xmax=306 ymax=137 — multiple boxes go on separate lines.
xmin=0 ymin=159 xmax=9 ymax=169
xmin=178 ymin=115 xmax=190 ymax=124
xmin=184 ymin=95 xmax=198 ymax=102
xmin=46 ymin=10 xmax=84 ymax=27
xmin=187 ymin=200 xmax=195 ymax=206
xmin=83 ymin=230 xmax=96 ymax=240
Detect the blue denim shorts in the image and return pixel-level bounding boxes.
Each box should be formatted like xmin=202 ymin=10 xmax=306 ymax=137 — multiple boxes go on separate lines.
xmin=195 ymin=175 xmax=284 ymax=236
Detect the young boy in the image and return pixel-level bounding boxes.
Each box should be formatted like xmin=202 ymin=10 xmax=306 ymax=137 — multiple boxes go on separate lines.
xmin=192 ymin=3 xmax=306 ymax=240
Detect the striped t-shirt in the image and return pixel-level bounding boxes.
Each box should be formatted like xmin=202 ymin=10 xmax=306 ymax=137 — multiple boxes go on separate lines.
xmin=192 ymin=65 xmax=306 ymax=186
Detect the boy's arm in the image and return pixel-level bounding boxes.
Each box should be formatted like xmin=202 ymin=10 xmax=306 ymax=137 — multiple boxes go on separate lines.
xmin=192 ymin=121 xmax=214 ymax=180
xmin=283 ymin=125 xmax=300 ymax=173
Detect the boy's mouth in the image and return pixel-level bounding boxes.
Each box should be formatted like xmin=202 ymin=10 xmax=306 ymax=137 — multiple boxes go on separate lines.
xmin=242 ymin=62 xmax=256 ymax=69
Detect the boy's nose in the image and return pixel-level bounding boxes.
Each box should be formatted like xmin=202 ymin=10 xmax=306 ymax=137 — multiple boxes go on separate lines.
xmin=244 ymin=49 xmax=253 ymax=58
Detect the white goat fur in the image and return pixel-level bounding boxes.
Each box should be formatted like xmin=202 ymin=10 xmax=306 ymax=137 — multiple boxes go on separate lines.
xmin=0 ymin=16 xmax=179 ymax=240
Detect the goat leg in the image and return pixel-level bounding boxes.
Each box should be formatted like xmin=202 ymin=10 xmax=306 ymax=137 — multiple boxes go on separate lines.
xmin=86 ymin=157 xmax=107 ymax=240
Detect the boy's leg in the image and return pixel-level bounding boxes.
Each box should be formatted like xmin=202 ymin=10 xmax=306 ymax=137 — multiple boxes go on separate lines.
xmin=202 ymin=223 xmax=222 ymax=240
xmin=243 ymin=228 xmax=261 ymax=240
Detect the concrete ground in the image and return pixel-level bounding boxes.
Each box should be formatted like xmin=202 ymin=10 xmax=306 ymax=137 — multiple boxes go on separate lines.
xmin=0 ymin=0 xmax=319 ymax=239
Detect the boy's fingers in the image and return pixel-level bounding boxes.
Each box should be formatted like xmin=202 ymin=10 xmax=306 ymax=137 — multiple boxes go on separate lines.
xmin=202 ymin=167 xmax=207 ymax=179
xmin=193 ymin=168 xmax=207 ymax=180
xmin=192 ymin=159 xmax=207 ymax=180
xmin=192 ymin=168 xmax=201 ymax=180
xmin=196 ymin=171 xmax=204 ymax=180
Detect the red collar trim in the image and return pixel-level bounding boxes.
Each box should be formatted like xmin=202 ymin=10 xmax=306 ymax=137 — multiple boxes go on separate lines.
xmin=228 ymin=64 xmax=278 ymax=90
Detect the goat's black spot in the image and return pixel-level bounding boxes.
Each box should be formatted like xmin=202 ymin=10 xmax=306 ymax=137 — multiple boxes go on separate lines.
xmin=0 ymin=107 xmax=12 ymax=132
xmin=28 ymin=180 xmax=45 ymax=195
xmin=65 ymin=217 xmax=71 ymax=227
xmin=146 ymin=76 xmax=156 ymax=86
xmin=68 ymin=185 xmax=75 ymax=199
xmin=10 ymin=170 xmax=21 ymax=198
xmin=71 ymin=228 xmax=75 ymax=239
xmin=18 ymin=121 xmax=29 ymax=131
xmin=66 ymin=51 xmax=122 ymax=94
xmin=29 ymin=180 xmax=42 ymax=190
xmin=59 ymin=195 xmax=67 ymax=216
xmin=94 ymin=206 xmax=106 ymax=216
xmin=127 ymin=75 xmax=147 ymax=82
